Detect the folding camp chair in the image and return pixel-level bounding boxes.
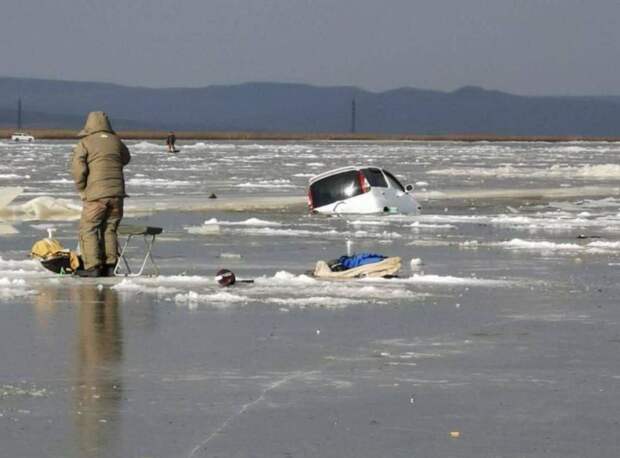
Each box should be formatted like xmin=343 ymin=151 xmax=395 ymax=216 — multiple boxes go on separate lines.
xmin=114 ymin=225 xmax=163 ymax=277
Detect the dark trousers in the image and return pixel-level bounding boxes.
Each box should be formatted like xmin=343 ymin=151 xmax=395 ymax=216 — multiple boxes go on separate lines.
xmin=79 ymin=197 xmax=124 ymax=270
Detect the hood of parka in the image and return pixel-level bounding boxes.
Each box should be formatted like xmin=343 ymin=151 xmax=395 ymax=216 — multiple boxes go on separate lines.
xmin=77 ymin=111 xmax=115 ymax=137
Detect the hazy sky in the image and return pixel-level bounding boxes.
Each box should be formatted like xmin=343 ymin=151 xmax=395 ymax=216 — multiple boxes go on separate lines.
xmin=1 ymin=0 xmax=619 ymax=95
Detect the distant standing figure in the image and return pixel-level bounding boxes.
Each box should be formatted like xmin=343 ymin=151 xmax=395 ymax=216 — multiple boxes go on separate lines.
xmin=70 ymin=111 xmax=131 ymax=277
xmin=166 ymin=131 xmax=177 ymax=153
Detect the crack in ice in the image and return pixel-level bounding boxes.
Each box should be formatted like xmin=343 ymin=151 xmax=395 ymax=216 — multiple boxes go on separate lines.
xmin=188 ymin=370 xmax=314 ymax=457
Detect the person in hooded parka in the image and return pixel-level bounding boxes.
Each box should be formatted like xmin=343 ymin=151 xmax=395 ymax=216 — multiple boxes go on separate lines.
xmin=70 ymin=112 xmax=131 ymax=277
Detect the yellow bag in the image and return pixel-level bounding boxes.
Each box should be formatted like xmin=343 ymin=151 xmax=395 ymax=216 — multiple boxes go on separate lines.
xmin=31 ymin=238 xmax=66 ymax=259
xmin=31 ymin=238 xmax=81 ymax=272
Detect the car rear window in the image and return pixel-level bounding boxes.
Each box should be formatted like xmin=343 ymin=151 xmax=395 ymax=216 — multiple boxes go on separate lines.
xmin=362 ymin=168 xmax=387 ymax=187
xmin=310 ymin=171 xmax=362 ymax=208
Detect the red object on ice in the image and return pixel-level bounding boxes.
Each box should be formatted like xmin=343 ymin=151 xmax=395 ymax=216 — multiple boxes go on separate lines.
xmin=215 ymin=269 xmax=236 ymax=287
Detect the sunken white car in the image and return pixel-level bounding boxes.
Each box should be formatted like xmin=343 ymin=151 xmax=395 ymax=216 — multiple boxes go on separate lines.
xmin=308 ymin=166 xmax=420 ymax=215
xmin=10 ymin=132 xmax=35 ymax=142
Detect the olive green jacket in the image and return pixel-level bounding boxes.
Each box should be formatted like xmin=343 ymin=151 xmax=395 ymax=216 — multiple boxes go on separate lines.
xmin=70 ymin=112 xmax=130 ymax=201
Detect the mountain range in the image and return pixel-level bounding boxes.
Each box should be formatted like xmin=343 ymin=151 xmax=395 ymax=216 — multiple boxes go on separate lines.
xmin=1 ymin=77 xmax=619 ymax=136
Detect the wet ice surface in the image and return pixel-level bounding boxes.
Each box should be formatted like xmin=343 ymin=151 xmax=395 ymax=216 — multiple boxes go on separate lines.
xmin=1 ymin=140 xmax=620 ymax=457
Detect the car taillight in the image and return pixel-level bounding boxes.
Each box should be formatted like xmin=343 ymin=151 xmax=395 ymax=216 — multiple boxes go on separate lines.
xmin=358 ymin=171 xmax=370 ymax=193
xmin=307 ymin=189 xmax=314 ymax=209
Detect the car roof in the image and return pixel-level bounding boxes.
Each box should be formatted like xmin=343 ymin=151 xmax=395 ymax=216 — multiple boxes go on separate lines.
xmin=309 ymin=165 xmax=383 ymax=184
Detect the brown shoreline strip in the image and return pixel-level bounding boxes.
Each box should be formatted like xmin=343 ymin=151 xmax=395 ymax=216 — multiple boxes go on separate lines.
xmin=2 ymin=128 xmax=619 ymax=142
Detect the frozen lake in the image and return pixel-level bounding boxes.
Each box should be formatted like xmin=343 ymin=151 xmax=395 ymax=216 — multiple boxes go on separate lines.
xmin=1 ymin=140 xmax=620 ymax=457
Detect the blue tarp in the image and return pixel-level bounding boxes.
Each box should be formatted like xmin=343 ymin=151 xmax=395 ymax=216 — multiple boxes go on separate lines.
xmin=337 ymin=253 xmax=386 ymax=269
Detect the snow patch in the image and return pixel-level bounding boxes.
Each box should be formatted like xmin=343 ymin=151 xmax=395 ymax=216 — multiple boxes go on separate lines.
xmin=175 ymin=290 xmax=249 ymax=309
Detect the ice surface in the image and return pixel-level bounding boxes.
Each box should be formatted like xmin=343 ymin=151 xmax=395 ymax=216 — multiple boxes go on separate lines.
xmin=0 ymin=224 xmax=18 ymax=235
xmin=428 ymin=163 xmax=620 ymax=179
xmin=2 ymin=140 xmax=620 ymax=457
xmin=363 ymin=274 xmax=512 ymax=286
xmin=1 ymin=196 xmax=81 ymax=221
xmin=202 ymin=217 xmax=282 ymax=226
xmin=28 ymin=268 xmax=498 ymax=311
xmin=417 ymin=185 xmax=620 ymax=202
xmin=0 ymin=187 xmax=23 ymax=209
xmin=128 ymin=177 xmax=197 ymax=187
xmin=160 ymin=270 xmax=505 ymax=310
xmin=237 ymin=179 xmax=297 ymax=188
xmin=494 ymin=238 xmax=620 ymax=253
xmin=409 ymin=221 xmax=456 ymax=229
xmin=111 ymin=279 xmax=180 ymax=295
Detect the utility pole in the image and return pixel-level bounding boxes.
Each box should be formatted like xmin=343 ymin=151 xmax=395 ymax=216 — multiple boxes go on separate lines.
xmin=351 ymin=98 xmax=356 ymax=134
xmin=17 ymin=98 xmax=22 ymax=130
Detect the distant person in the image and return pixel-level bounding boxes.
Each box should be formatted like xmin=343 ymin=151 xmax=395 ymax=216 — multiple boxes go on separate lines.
xmin=70 ymin=111 xmax=131 ymax=277
xmin=166 ymin=131 xmax=177 ymax=153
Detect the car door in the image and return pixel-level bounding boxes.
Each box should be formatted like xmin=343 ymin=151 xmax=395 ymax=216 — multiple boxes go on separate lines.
xmin=382 ymin=169 xmax=417 ymax=213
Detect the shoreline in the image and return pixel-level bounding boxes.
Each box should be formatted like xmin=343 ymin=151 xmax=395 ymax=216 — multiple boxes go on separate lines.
xmin=2 ymin=128 xmax=620 ymax=142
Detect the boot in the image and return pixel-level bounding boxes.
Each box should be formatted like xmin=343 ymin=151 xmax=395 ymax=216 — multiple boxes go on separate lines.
xmin=101 ymin=263 xmax=117 ymax=277
xmin=76 ymin=266 xmax=102 ymax=278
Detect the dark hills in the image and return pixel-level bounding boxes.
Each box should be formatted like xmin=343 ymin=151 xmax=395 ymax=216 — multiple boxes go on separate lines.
xmin=1 ymin=77 xmax=619 ymax=136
